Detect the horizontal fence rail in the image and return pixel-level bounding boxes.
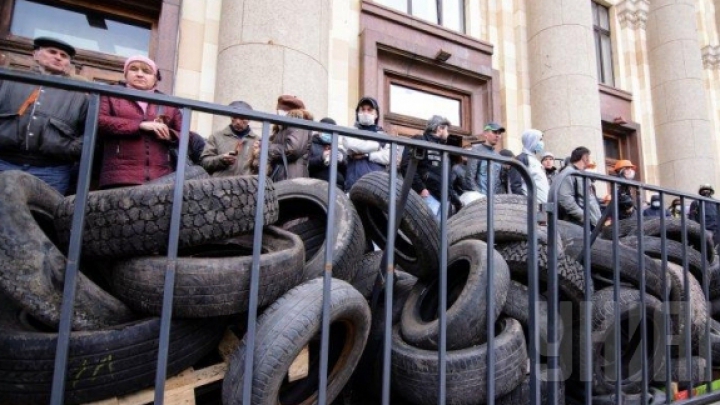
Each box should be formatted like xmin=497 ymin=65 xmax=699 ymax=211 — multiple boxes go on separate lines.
xmin=1 ymin=67 xmax=718 ymax=405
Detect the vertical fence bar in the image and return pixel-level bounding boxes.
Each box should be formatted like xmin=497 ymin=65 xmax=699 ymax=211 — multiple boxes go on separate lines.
xmin=152 ymin=106 xmax=192 ymax=405
xmin=485 ymin=160 xmax=496 ymax=404
xmin=660 ymin=195 xmax=672 ymax=396
xmin=636 ymin=186 xmax=648 ymax=405
xmin=242 ymin=121 xmax=272 ymax=404
xmin=610 ymin=183 xmax=622 ymax=403
xmin=681 ymin=199 xmax=693 ymax=398
xmin=317 ymin=131 xmax=340 ymax=405
xmin=527 ymin=164 xmax=540 ymax=405
xmin=700 ymin=200 xmax=712 ymax=392
xmin=50 ymin=93 xmax=100 ymax=405
xmin=438 ymin=151 xmax=451 ymax=405
xmin=381 ymin=142 xmax=399 ymax=405
xmin=582 ymin=175 xmax=593 ymax=405
xmin=546 ymin=172 xmax=560 ymax=405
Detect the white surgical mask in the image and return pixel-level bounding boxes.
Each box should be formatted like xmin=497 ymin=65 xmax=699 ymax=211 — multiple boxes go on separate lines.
xmin=277 ymin=110 xmax=288 ymax=117
xmin=358 ymin=113 xmax=375 ymax=126
xmin=651 ymin=201 xmax=660 ymax=208
xmin=623 ymin=169 xmax=635 ymax=180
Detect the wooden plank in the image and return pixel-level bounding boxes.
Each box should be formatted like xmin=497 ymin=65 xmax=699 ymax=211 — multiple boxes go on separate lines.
xmin=288 ymin=346 xmax=310 ymax=382
xmin=83 ymin=362 xmax=228 ymax=405
xmin=217 ymin=329 xmax=242 ymax=363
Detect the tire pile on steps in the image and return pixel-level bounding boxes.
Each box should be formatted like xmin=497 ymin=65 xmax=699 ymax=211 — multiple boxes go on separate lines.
xmin=0 ymin=168 xmax=716 ymax=404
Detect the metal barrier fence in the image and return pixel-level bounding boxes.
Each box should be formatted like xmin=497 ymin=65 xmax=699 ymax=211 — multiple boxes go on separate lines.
xmin=0 ymin=67 xmax=717 ymax=405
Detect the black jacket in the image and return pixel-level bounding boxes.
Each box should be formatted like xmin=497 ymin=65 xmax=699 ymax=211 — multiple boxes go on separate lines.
xmin=308 ymin=134 xmax=346 ymax=190
xmin=689 ymin=198 xmax=719 ymax=242
xmin=400 ymin=131 xmax=461 ymax=208
xmin=0 ymin=70 xmax=89 ymax=165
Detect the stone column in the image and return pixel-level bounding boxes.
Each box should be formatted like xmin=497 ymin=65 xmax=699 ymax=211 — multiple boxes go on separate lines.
xmin=526 ymin=0 xmax=605 ymax=165
xmin=647 ymin=0 xmax=716 ymax=193
xmin=214 ymin=0 xmax=330 ymax=129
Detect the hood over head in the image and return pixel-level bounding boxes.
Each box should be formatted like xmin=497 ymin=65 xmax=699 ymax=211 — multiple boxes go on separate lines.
xmin=355 ymin=96 xmax=380 ymax=125
xmin=521 ymin=129 xmax=543 ymax=153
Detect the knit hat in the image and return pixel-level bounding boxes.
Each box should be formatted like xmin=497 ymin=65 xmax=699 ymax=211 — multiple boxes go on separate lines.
xmin=426 ymin=115 xmax=451 ymax=133
xmin=276 ymin=95 xmax=305 ymax=112
xmin=499 ymin=149 xmax=515 ymax=158
xmin=123 ymin=55 xmax=157 ymax=76
xmin=541 ymin=152 xmax=554 ymax=161
xmin=320 ymin=117 xmax=337 ymax=125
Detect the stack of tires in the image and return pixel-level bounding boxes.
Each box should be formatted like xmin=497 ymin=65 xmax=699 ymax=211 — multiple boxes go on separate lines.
xmin=558 ymin=218 xmax=714 ymax=403
xmin=0 ymin=171 xmax=376 ymax=404
xmin=346 ymin=175 xmax=538 ymax=404
xmin=3 ymin=166 xmax=719 ymax=405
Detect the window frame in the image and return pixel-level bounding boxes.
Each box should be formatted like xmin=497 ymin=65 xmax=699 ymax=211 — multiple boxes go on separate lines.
xmin=385 ymin=73 xmax=471 ymax=136
xmin=0 ymin=0 xmax=176 ymax=90
xmin=376 ymin=0 xmax=465 ymax=33
xmin=592 ymin=1 xmax=615 ymax=87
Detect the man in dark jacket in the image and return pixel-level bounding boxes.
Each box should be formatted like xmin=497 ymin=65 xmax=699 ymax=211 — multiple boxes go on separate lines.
xmin=308 ymin=117 xmax=346 ymax=190
xmin=400 ymin=115 xmax=461 ymax=215
xmin=464 ymin=122 xmax=505 ymax=196
xmin=643 ymin=195 xmax=668 ymax=218
xmin=0 ymin=37 xmax=89 ymax=194
xmin=689 ymin=184 xmax=719 ymax=247
xmin=343 ymin=96 xmax=390 ymax=190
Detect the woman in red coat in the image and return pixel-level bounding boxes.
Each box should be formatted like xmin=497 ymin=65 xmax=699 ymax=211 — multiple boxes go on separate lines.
xmin=98 ymin=55 xmax=183 ymax=188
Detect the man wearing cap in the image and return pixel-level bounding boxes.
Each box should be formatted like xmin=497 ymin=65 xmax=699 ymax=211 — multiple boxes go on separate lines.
xmin=0 ymin=36 xmax=88 ymax=194
xmin=201 ymin=100 xmax=259 ymax=177
xmin=541 ymin=152 xmax=557 ymax=184
xmin=464 ymin=122 xmax=505 ymax=196
xmin=400 ymin=115 xmax=462 ymax=216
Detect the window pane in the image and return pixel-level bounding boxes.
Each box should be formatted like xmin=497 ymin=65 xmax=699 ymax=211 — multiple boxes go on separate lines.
xmin=598 ymin=4 xmax=610 ymax=30
xmin=603 ymin=137 xmax=620 ymax=160
xmin=594 ymin=33 xmax=603 ymax=82
xmin=441 ymin=0 xmax=463 ymax=32
xmin=375 ymin=0 xmax=408 ymax=13
xmin=591 ymin=2 xmax=598 ymax=25
xmin=390 ymin=84 xmax=461 ymax=124
xmin=411 ymin=0 xmax=438 ymax=25
xmin=600 ymin=34 xmax=614 ymax=86
xmin=11 ymin=0 xmax=151 ymax=58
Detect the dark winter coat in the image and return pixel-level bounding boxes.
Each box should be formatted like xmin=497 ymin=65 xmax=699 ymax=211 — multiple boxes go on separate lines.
xmin=400 ymin=131 xmax=462 ymax=209
xmin=308 ymin=134 xmax=346 ymax=190
xmin=97 ymin=88 xmax=183 ymax=188
xmin=689 ymin=198 xmax=719 ymax=244
xmin=0 ymin=69 xmax=88 ymax=165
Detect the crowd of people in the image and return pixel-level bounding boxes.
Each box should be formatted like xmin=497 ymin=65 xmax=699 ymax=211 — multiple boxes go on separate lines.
xmin=1 ymin=36 xmax=718 ymax=246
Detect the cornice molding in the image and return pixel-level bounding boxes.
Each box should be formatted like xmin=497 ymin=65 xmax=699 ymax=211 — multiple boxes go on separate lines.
xmin=702 ymin=45 xmax=720 ymax=70
xmin=617 ymin=0 xmax=649 ymax=30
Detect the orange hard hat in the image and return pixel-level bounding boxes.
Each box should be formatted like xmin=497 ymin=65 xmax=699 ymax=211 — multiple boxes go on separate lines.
xmin=614 ymin=159 xmax=636 ymax=172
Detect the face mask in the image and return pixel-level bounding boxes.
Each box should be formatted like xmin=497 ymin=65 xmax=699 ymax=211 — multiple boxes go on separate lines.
xmin=651 ymin=201 xmax=660 ymax=208
xmin=277 ymin=110 xmax=288 ymax=117
xmin=534 ymin=141 xmax=544 ymax=154
xmin=623 ymin=169 xmax=635 ymax=180
xmin=672 ymin=205 xmax=681 ymax=211
xmin=357 ymin=112 xmax=375 ymax=126
xmin=319 ymin=133 xmax=332 ymax=144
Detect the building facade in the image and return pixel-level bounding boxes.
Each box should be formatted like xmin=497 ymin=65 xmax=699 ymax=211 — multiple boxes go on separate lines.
xmin=2 ymin=0 xmax=720 ymax=195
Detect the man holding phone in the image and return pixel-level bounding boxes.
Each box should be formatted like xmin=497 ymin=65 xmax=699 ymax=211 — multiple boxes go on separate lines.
xmin=400 ymin=115 xmax=463 ymax=216
xmin=200 ymin=100 xmax=259 ymax=177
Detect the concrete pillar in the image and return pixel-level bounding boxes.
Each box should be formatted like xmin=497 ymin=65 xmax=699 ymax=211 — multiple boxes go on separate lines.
xmin=214 ymin=0 xmax=330 ymax=129
xmin=647 ymin=0 xmax=716 ymax=193
xmin=526 ymin=0 xmax=605 ymax=166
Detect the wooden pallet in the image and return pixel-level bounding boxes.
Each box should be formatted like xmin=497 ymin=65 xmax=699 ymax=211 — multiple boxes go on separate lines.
xmin=84 ymin=362 xmax=227 ymax=405
xmin=84 ymin=330 xmax=241 ymax=405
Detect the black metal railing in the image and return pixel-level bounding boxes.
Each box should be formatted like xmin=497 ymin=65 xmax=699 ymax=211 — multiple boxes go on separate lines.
xmin=9 ymin=66 xmax=720 ymax=405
